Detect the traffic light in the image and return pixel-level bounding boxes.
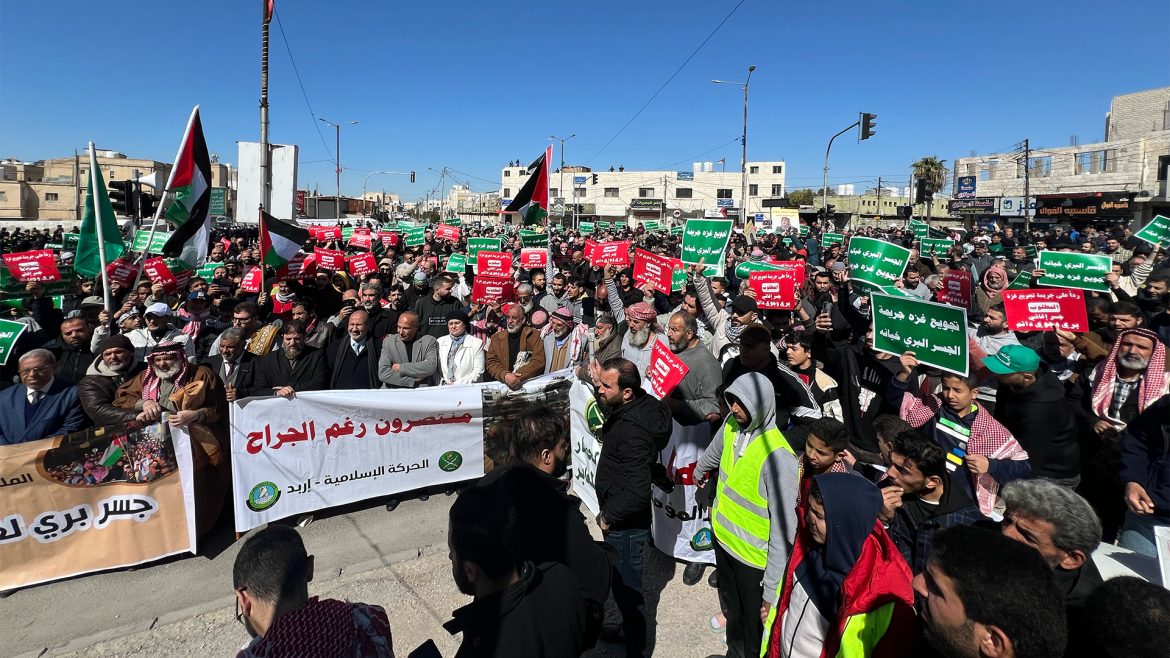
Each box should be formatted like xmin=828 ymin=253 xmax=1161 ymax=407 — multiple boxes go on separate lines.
xmin=108 ymin=180 xmax=136 ymax=216
xmin=138 ymin=192 xmax=156 ymax=217
xmin=914 ymin=179 xmax=935 ymax=204
xmin=592 ymin=173 xmax=598 ymax=184
xmin=410 ymin=171 xmax=416 ymax=183
xmin=860 ymin=112 xmax=877 ymax=141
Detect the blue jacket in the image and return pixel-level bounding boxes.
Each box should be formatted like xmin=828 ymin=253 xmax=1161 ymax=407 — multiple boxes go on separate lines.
xmin=0 ymin=378 xmax=90 ymax=446
xmin=1120 ymin=397 xmax=1170 ymax=521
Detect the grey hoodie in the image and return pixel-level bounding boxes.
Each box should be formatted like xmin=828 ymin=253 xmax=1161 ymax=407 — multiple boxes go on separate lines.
xmin=694 ymin=372 xmax=800 ymax=601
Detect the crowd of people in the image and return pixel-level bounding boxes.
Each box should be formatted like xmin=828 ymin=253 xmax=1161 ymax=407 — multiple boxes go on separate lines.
xmin=2 ymin=215 xmax=1169 ymax=657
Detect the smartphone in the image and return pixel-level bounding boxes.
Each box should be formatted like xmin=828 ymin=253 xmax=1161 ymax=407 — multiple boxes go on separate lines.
xmin=342 ymin=299 xmax=357 ymax=309
xmin=821 ymin=302 xmax=832 ymax=316
xmin=408 ymin=640 xmax=443 ymax=658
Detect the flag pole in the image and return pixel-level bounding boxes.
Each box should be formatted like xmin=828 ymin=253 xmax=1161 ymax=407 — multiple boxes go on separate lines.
xmin=89 ymin=142 xmax=112 ymax=310
xmin=129 ymin=106 xmax=200 ymax=292
xmin=259 ymin=205 xmax=267 ymax=301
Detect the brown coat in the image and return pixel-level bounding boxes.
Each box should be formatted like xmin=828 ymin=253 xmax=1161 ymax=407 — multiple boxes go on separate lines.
xmin=485 ymin=326 xmax=546 ymax=385
xmin=114 ymin=365 xmax=229 ymax=468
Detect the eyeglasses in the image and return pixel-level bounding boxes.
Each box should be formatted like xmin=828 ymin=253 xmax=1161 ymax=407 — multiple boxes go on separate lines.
xmin=232 ymin=316 xmax=254 ymax=325
xmin=234 ymin=589 xmax=247 ymax=626
xmin=19 ymin=365 xmax=53 ymax=376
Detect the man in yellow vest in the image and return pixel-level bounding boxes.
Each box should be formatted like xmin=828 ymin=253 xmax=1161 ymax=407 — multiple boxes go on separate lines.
xmin=694 ymin=372 xmax=800 ymax=658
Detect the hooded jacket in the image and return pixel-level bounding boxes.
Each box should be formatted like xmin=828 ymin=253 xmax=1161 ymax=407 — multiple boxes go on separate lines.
xmin=992 ymin=370 xmax=1081 ymax=480
xmin=595 ymin=389 xmax=672 ymax=531
xmin=768 ymin=473 xmax=916 ymax=658
xmin=695 ymin=372 xmax=800 ymax=602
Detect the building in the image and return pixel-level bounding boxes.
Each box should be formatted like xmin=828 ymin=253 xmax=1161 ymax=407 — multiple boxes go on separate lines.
xmin=813 ymin=192 xmax=957 ymax=228
xmin=499 ymin=159 xmax=786 ymax=226
xmin=953 ymin=87 xmax=1170 ymax=227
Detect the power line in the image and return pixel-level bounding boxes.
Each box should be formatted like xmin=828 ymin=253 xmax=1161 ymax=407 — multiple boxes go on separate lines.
xmin=583 ymin=0 xmax=749 ymax=164
xmin=273 ymin=10 xmax=335 ymax=165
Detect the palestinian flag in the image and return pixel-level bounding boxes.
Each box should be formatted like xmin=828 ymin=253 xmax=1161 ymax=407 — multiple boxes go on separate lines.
xmin=162 ymin=107 xmax=212 ymax=269
xmin=260 ymin=210 xmax=310 ymax=267
xmin=504 ymin=146 xmax=552 ymax=226
xmin=99 ymin=437 xmax=127 ymax=468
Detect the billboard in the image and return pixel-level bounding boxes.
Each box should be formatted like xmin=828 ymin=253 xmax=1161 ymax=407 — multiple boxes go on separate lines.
xmin=999 ymin=196 xmax=1035 ymax=217
xmin=955 ymin=176 xmax=977 ymax=199
xmin=236 ymin=142 xmax=299 ymax=223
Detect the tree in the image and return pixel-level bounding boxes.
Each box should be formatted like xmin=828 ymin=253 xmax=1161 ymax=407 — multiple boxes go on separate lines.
xmin=912 ymin=156 xmax=948 ymax=220
xmin=788 ymin=188 xmax=815 ymax=206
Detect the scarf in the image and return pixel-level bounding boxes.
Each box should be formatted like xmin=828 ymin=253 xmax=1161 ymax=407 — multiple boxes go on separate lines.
xmin=237 ymin=597 xmax=393 ymax=658
xmin=445 ymin=334 xmax=466 ymax=383
xmin=724 ymin=318 xmax=746 ymax=345
xmin=1090 ymin=328 xmax=1168 ymax=427
xmin=140 ymin=358 xmax=193 ymax=402
xmin=275 ymin=289 xmax=298 ymax=304
xmin=980 ymin=264 xmax=1008 ymax=295
xmin=176 ymin=307 xmax=210 ymax=340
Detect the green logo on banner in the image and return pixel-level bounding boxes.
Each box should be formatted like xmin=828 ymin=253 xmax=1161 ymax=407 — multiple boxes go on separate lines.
xmin=246 ymin=481 xmax=281 ymax=512
xmin=438 ymin=451 xmax=464 ymax=472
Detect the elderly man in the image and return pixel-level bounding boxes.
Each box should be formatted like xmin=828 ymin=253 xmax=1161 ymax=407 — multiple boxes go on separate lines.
xmin=327 ymin=309 xmax=382 ymax=389
xmin=486 ymin=304 xmax=546 ymax=390
xmin=542 ymin=307 xmax=588 ymax=374
xmin=664 ymin=311 xmax=722 ymax=426
xmin=603 ymin=266 xmax=666 ymax=372
xmin=248 ymin=321 xmax=330 ymax=399
xmin=577 ymin=313 xmax=624 ymax=385
xmin=200 ymin=328 xmax=256 ymax=402
xmin=79 ymin=334 xmax=146 ymax=426
xmin=378 ymin=311 xmax=439 ymax=388
xmin=0 ymin=349 xmax=89 ymax=445
xmin=126 ymin=302 xmax=195 ymax=363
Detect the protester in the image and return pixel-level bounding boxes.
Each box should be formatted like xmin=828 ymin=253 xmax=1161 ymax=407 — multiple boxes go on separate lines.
xmin=326 ymin=310 xmax=383 ymax=389
xmin=79 ymin=335 xmax=145 ymax=426
xmin=232 ymin=525 xmax=393 ymax=657
xmin=542 ymin=306 xmax=588 ymax=374
xmin=0 ymin=349 xmax=89 ymax=445
xmin=200 ymin=328 xmax=256 ymax=401
xmin=378 ymin=311 xmax=439 ymax=388
xmin=1082 ymin=576 xmax=1170 ymax=658
xmin=290 ymin=299 xmax=333 ymax=349
xmin=52 ymin=316 xmax=93 ymax=384
xmin=484 ymin=304 xmax=544 ymax=390
xmin=663 ymin=310 xmax=722 ymax=427
xmin=1118 ymin=395 xmax=1170 ymax=557
xmin=723 ymin=324 xmax=822 ymax=448
xmin=249 ymin=321 xmax=330 ymax=398
xmin=414 ymin=274 xmax=460 ymax=338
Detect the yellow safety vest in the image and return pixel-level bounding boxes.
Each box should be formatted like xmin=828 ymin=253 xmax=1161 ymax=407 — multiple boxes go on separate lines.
xmin=712 ymin=418 xmax=794 ymax=568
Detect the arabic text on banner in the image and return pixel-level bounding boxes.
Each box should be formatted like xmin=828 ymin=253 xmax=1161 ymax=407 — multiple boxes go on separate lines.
xmin=871 ymin=293 xmax=969 ymax=376
xmin=651 ymin=420 xmax=716 ymax=565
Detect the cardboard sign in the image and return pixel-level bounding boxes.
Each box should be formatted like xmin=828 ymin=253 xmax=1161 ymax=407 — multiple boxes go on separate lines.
xmin=519 ymin=248 xmax=548 ymax=270
xmin=467 ymin=237 xmax=500 ymax=268
xmin=848 ymin=237 xmax=912 ymax=292
xmin=472 ymin=276 xmax=514 ymax=304
xmin=940 ymin=270 xmax=972 ymax=310
xmin=0 ymin=318 xmax=29 ymax=366
xmin=476 ymin=250 xmax=513 ymax=279
xmin=1037 ymin=251 xmax=1111 ymax=292
xmin=239 ymin=266 xmax=263 ymax=294
xmin=377 ymin=231 xmax=400 ymax=248
xmin=142 ymin=257 xmax=179 ymax=294
xmin=105 ymin=258 xmax=137 ymax=289
xmin=1134 ymin=214 xmax=1170 ymax=248
xmin=435 ymin=223 xmax=461 ymax=242
xmin=131 ymin=230 xmax=171 ymax=254
xmin=1002 ymin=288 xmax=1088 ymax=333
xmin=348 ymin=232 xmax=373 ymax=250
xmin=311 ymin=225 xmax=342 ymax=241
xmin=633 ymin=249 xmax=676 ymax=291
xmin=313 ymin=248 xmax=346 ymax=271
xmin=871 ymin=293 xmax=969 ymax=376
xmin=3 ymin=250 xmax=61 ymax=283
xmin=589 ymin=241 xmax=631 ymax=267
xmin=347 ymin=253 xmax=377 ymax=277
xmin=647 ymin=339 xmax=689 ymax=399
xmin=274 ymin=252 xmax=316 ymax=283
xmin=748 ymin=269 xmax=801 ymax=310
xmin=445 ymin=253 xmax=468 ymax=273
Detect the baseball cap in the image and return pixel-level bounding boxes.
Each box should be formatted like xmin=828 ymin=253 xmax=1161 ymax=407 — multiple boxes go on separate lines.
xmin=982 ymin=345 xmax=1040 ymax=375
xmin=730 ymin=295 xmax=758 ymax=315
xmin=80 ymin=296 xmax=105 ymax=308
xmin=145 ymin=302 xmax=171 ymax=317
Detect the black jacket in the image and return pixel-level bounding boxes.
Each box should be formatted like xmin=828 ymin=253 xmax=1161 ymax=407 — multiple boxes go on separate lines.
xmin=199 ymin=352 xmax=256 ymax=392
xmin=992 ymin=371 xmax=1080 ymax=480
xmin=595 ymin=392 xmax=672 ymax=531
xmin=363 ymin=305 xmax=397 ymax=343
xmin=412 ymin=293 xmax=461 ymax=338
xmin=1120 ymin=397 xmax=1170 ymax=521
xmin=53 ymin=344 xmax=93 ymax=386
xmin=247 ymin=347 xmax=329 ymax=397
xmin=445 ymin=561 xmax=586 ymax=658
xmin=325 ymin=335 xmax=382 ymax=389
xmin=886 ymin=472 xmax=984 ymax=574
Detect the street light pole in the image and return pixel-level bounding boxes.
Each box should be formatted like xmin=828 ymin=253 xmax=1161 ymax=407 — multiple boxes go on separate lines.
xmin=550 ymin=134 xmax=575 ymax=225
xmin=320 ymin=117 xmax=357 ymax=220
xmin=712 ymin=66 xmax=755 ymax=227
xmin=822 ymin=119 xmax=861 ymax=230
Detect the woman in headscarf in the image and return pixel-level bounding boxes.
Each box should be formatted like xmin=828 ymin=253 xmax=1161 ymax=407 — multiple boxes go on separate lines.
xmin=975 ymin=263 xmax=1009 ymax=316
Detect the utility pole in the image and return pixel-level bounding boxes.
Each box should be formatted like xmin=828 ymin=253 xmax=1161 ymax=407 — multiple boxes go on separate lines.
xmin=1023 ymin=138 xmax=1031 ymax=233
xmin=550 ymin=134 xmax=575 ymax=226
xmin=712 ymin=65 xmax=755 ymax=228
xmin=260 ymin=0 xmax=271 ymax=214
xmin=661 ymin=174 xmax=667 ymax=224
xmin=875 ymin=176 xmax=882 ymax=223
xmin=319 ymin=118 xmax=358 ymax=220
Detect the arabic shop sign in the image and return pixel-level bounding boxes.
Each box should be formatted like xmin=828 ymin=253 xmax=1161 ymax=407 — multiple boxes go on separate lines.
xmin=872 ymin=293 xmax=969 ymax=376
xmin=630 ymin=199 xmax=662 ymax=209
xmin=1034 ymin=193 xmax=1133 ymax=219
xmin=947 ymin=197 xmax=998 ymax=215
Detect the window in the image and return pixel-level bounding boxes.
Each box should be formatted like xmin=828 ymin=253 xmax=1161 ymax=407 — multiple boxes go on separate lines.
xmin=716 ymin=188 xmax=733 ymax=199
xmin=1158 ymin=155 xmax=1170 ymax=181
xmin=503 ymin=188 xmax=511 ymax=197
xmin=573 ymin=188 xmax=585 ymax=198
xmin=638 ymin=187 xmax=654 ymax=198
xmin=0 ymin=191 xmax=6 ymax=201
xmin=749 ymin=166 xmax=759 ymax=174
xmin=504 ymin=170 xmax=511 ymax=177
xmin=1020 ymin=156 xmax=1052 ymax=178
xmin=965 ymin=163 xmax=977 ymax=175
xmin=549 ymin=188 xmax=559 ymax=198
xmin=45 ymin=192 xmax=59 ymax=202
xmin=979 ymin=159 xmax=999 ymax=181
xmin=1075 ymin=149 xmax=1116 ymax=175
xmin=771 ymin=184 xmax=782 ymax=196
xmin=748 ymin=184 xmax=758 ymax=196
xmin=675 ymin=188 xmax=693 ymax=199
xmin=772 ymin=165 xmax=782 ymax=174
xmin=604 ymin=187 xmax=619 ymax=197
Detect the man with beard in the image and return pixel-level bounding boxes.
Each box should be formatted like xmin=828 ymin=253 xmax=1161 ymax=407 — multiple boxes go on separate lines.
xmin=664 ymin=311 xmax=722 ymax=427
xmin=125 ymin=302 xmax=195 ymax=363
xmin=539 ymin=273 xmax=570 ymax=316
xmin=577 ymin=313 xmax=623 ymax=384
xmin=413 ymin=274 xmax=460 ymax=338
xmin=1140 ymin=271 xmax=1169 ymax=345
xmin=359 ymin=284 xmax=396 ymax=342
xmin=233 ymin=525 xmax=393 ymax=658
xmin=485 ymin=304 xmax=545 ymax=390
xmin=912 ymin=526 xmax=1066 ymax=658
xmin=689 ymin=265 xmax=762 ymax=364
xmin=378 ymin=311 xmax=440 ymax=388
xmin=326 ymin=310 xmax=382 ymax=389
xmin=967 ymin=304 xmax=1020 ymax=413
xmin=291 ymin=299 xmax=333 ymax=349
xmin=79 ymin=334 xmax=146 ymax=426
xmin=657 ymin=288 xmax=712 ymax=350
xmin=542 ymin=307 xmax=588 ymax=374
xmin=52 ymin=316 xmax=93 ymax=384
xmin=724 ymin=324 xmax=822 ymax=451
xmin=514 ymin=283 xmax=536 ymax=315
xmin=248 ymin=321 xmax=329 ymax=399
xmin=602 ymin=266 xmax=666 ymax=372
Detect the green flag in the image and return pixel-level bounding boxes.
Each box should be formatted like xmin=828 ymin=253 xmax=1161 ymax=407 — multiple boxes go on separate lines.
xmin=76 ymin=157 xmax=126 ymax=277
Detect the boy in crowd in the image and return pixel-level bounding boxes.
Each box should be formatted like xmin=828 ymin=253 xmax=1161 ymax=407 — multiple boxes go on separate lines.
xmin=796 ymin=417 xmax=850 ymax=508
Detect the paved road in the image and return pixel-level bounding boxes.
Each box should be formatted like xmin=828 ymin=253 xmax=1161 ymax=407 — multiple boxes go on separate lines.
xmin=4 ymin=491 xmax=729 ymax=658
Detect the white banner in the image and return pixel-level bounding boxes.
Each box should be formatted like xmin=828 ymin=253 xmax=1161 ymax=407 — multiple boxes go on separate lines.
xmin=569 ymin=380 xmax=602 ymax=516
xmin=651 ymin=420 xmax=716 ymax=565
xmin=230 ymin=386 xmax=486 ymax=532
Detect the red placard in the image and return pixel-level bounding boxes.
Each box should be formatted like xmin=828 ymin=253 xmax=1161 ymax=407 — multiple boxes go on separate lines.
xmin=472 ymin=276 xmax=515 ymax=304
xmin=940 ymin=270 xmax=972 ymax=310
xmin=142 ymin=257 xmax=178 ymax=294
xmin=377 ymin=231 xmax=399 ymax=248
xmin=3 ymin=249 xmax=60 ymax=283
xmin=274 ymin=252 xmax=315 ymax=282
xmin=583 ymin=239 xmax=600 ymax=260
xmin=476 ymin=250 xmax=513 ymax=279
xmin=313 ymin=247 xmax=346 ymax=271
xmin=347 ymin=253 xmax=377 ymax=277
xmin=519 ymin=248 xmax=547 ymax=269
xmin=647 ymin=339 xmax=689 ymax=399
xmin=589 ymin=241 xmax=631 ymax=267
xmin=748 ymin=269 xmax=802 ymax=310
xmin=435 ymin=223 xmax=461 ymax=242
xmin=239 ymin=266 xmax=264 ymax=294
xmin=105 ymin=258 xmax=137 ymax=288
xmin=633 ymin=248 xmax=675 ymax=291
xmin=311 ymin=225 xmax=342 ymax=241
xmin=1002 ymin=288 xmax=1088 ymax=333
xmin=348 ymin=232 xmax=373 ymax=250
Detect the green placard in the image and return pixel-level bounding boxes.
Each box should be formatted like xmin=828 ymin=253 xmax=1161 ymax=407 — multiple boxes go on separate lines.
xmin=397 ymin=220 xmax=417 ymax=228
xmin=799 ymin=225 xmax=809 ymax=237
xmin=909 ymin=221 xmax=929 ymax=240
xmin=734 ymin=261 xmax=785 ymax=279
xmin=872 ymin=293 xmax=968 ymax=376
xmin=1006 ymin=270 xmax=1032 ymax=290
xmin=0 ymin=318 xmax=30 ymax=366
xmin=670 ymin=225 xmax=685 ymax=236
xmin=381 ymin=221 xmax=399 ymax=232
xmin=63 ymin=233 xmax=79 ymax=250
xmin=197 ymin=263 xmax=221 ymax=279
xmin=671 ymin=267 xmax=687 ymax=292
xmin=847 ymin=236 xmax=911 ymax=289
xmin=164 ymin=257 xmax=193 ymax=274
xmin=467 ymin=237 xmax=500 ymax=260
xmin=597 ymin=221 xmax=613 ymax=231
xmin=405 ymin=227 xmax=426 ymax=248
xmin=445 ymin=253 xmax=468 ymax=273
xmin=989 ymin=243 xmax=1004 ymax=255
xmin=446 ymin=217 xmax=462 ymax=227
xmin=918 ymin=237 xmax=955 ymax=256
xmin=681 ymin=219 xmax=732 ymax=269
xmin=1134 ymin=214 xmax=1170 ymax=248
xmin=1024 ymin=244 xmax=1038 ymax=258
xmin=341 ymin=226 xmax=355 ymax=240
xmin=579 ymin=222 xmax=596 ymax=235
xmin=209 ymin=187 xmax=228 ymax=216
xmin=132 ymin=230 xmax=171 ymax=254
xmin=520 ymin=231 xmax=548 ymax=248
xmin=821 ymin=232 xmax=845 ymax=246
xmin=1037 ymin=251 xmax=1111 ymax=292
xmin=43 ymin=242 xmax=62 ymax=250
xmin=642 ymin=220 xmax=660 ymax=231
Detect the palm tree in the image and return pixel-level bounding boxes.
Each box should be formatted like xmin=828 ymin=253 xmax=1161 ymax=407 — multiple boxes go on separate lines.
xmin=912 ymin=156 xmax=948 ymax=221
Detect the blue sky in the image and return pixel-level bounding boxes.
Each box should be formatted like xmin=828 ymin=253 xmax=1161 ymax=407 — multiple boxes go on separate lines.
xmin=2 ymin=0 xmax=1167 ymax=202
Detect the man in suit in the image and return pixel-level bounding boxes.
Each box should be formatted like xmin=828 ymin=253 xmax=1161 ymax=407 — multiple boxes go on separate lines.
xmin=378 ymin=311 xmax=438 ymax=388
xmin=327 ymin=310 xmax=382 ymax=389
xmin=486 ymin=303 xmax=546 ymax=390
xmin=199 ymin=328 xmax=256 ymax=403
xmin=248 ymin=321 xmax=329 ymax=399
xmin=0 ymin=348 xmax=90 ymax=445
